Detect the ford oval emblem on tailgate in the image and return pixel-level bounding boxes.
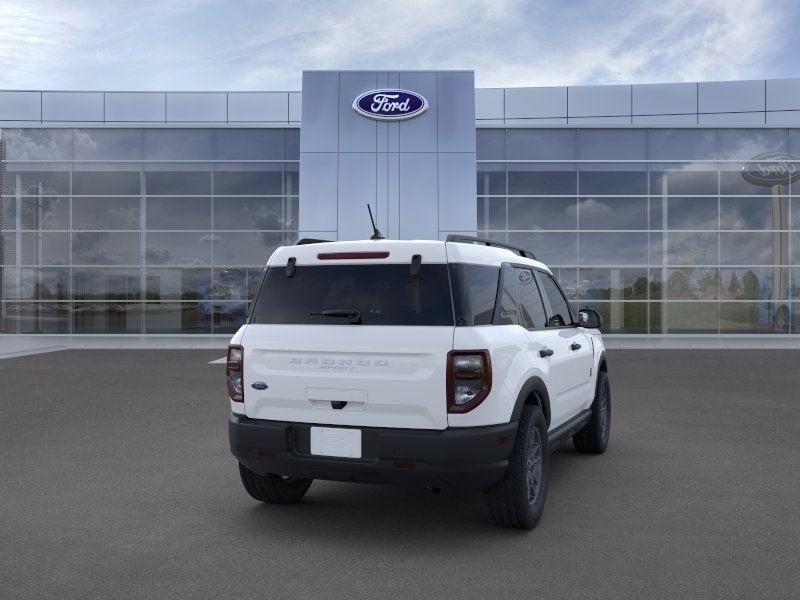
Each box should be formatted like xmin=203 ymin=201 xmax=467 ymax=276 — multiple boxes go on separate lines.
xmin=251 ymin=381 xmax=268 ymax=390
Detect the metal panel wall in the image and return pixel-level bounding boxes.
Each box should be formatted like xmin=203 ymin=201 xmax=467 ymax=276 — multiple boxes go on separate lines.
xmin=298 ymin=70 xmax=476 ymax=241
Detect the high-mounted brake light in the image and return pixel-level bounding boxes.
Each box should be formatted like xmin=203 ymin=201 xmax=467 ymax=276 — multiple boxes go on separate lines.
xmin=317 ymin=252 xmax=390 ymax=260
xmin=446 ymin=350 xmax=492 ymax=413
xmin=227 ymin=345 xmax=244 ymax=402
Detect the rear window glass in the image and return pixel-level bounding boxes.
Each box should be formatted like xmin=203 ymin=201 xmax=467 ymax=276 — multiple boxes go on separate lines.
xmin=250 ymin=264 xmax=454 ymax=326
xmin=449 ymin=264 xmax=500 ymax=326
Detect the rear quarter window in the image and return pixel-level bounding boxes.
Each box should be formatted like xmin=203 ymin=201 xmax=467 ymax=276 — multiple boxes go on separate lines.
xmin=250 ymin=263 xmax=454 ymax=326
xmin=449 ymin=263 xmax=500 ymax=326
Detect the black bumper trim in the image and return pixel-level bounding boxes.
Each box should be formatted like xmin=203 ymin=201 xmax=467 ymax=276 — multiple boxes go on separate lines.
xmin=229 ymin=414 xmax=518 ymax=493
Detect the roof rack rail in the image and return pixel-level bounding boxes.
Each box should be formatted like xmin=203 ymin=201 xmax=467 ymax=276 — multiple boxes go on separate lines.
xmin=296 ymin=238 xmax=332 ymax=245
xmin=445 ymin=234 xmax=536 ymax=260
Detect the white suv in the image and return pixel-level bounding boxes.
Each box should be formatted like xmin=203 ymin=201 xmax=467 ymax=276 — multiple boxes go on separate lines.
xmin=227 ymin=235 xmax=610 ymax=529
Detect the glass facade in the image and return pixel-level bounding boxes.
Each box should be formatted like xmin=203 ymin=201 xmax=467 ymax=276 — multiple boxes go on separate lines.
xmin=1 ymin=125 xmax=798 ymax=336
xmin=478 ymin=128 xmax=800 ymax=334
xmin=0 ymin=128 xmax=299 ymax=334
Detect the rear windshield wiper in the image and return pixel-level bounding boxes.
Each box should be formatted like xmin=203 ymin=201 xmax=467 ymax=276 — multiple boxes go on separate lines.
xmin=309 ymin=309 xmax=362 ymax=324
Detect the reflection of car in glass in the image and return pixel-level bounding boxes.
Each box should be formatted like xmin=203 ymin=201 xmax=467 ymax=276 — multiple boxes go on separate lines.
xmin=227 ymin=235 xmax=611 ymax=530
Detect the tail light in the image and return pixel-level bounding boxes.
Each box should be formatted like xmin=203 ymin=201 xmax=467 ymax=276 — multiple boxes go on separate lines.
xmin=227 ymin=345 xmax=244 ymax=402
xmin=447 ymin=350 xmax=491 ymax=413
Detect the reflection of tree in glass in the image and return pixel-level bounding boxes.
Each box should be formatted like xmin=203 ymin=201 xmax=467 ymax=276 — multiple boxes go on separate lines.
xmin=741 ymin=270 xmax=759 ymax=301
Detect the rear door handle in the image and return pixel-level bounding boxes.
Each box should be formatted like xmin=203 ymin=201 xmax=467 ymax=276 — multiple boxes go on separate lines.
xmin=570 ymin=343 xmax=582 ymax=351
xmin=539 ymin=348 xmax=554 ymax=357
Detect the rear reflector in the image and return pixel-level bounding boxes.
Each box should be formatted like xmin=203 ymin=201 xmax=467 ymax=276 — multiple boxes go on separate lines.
xmin=317 ymin=251 xmax=390 ymax=260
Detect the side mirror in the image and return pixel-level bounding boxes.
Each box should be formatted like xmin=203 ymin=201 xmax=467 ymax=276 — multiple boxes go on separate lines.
xmin=578 ymin=308 xmax=602 ymax=330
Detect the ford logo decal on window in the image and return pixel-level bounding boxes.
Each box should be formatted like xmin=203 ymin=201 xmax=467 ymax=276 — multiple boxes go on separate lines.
xmin=352 ymin=89 xmax=428 ymax=121
xmin=741 ymin=152 xmax=800 ymax=187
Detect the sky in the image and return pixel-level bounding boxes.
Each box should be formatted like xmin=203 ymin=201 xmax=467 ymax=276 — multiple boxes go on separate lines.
xmin=0 ymin=0 xmax=797 ymax=91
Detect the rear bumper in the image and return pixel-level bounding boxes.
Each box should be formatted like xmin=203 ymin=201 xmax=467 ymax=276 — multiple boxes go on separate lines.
xmin=229 ymin=414 xmax=518 ymax=493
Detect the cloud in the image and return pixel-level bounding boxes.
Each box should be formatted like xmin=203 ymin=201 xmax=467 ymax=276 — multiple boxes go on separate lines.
xmin=0 ymin=0 xmax=795 ymax=90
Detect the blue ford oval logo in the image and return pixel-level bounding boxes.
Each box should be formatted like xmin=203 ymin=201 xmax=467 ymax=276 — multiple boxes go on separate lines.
xmin=251 ymin=381 xmax=268 ymax=390
xmin=353 ymin=89 xmax=428 ymax=121
xmin=741 ymin=152 xmax=800 ymax=187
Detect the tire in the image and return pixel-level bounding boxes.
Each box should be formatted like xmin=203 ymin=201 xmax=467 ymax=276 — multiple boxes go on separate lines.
xmin=573 ymin=371 xmax=611 ymax=454
xmin=238 ymin=463 xmax=313 ymax=504
xmin=483 ymin=405 xmax=549 ymax=529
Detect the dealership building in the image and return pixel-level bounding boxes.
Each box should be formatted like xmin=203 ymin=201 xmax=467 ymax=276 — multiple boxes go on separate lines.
xmin=1 ymin=71 xmax=799 ymax=340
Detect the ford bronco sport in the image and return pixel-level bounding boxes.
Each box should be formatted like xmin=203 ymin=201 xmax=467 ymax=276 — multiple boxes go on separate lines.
xmin=228 ymin=235 xmax=610 ymax=529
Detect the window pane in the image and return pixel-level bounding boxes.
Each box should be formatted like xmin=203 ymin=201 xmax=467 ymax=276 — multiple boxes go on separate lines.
xmin=72 ymin=232 xmax=140 ymax=265
xmin=720 ymin=197 xmax=778 ymax=230
xmin=650 ymin=197 xmax=663 ymax=230
xmin=213 ymin=197 xmax=284 ymax=230
xmin=667 ymin=197 xmax=718 ymax=230
xmin=214 ymin=129 xmax=284 ymax=160
xmin=143 ymin=129 xmax=213 ymax=160
xmin=1 ymin=197 xmax=16 ymax=228
xmin=145 ymin=232 xmax=212 ymax=265
xmin=720 ymin=168 xmax=774 ymax=195
xmin=212 ymin=231 xmax=282 ymax=265
xmin=450 ymin=263 xmax=499 ymax=326
xmin=650 ymin=169 xmax=718 ymax=195
xmin=551 ymin=268 xmax=578 ymax=300
xmin=648 ymin=129 xmax=718 ymax=160
xmin=145 ymin=303 xmax=212 ymax=334
xmin=477 ymin=197 xmax=505 ymax=230
xmin=578 ymin=197 xmax=647 ymax=230
xmin=579 ymin=233 xmax=649 ymax=265
xmin=17 ymin=267 xmax=69 ymax=300
xmin=508 ymin=232 xmax=577 ymax=266
xmin=72 ymin=197 xmax=141 ymax=230
xmin=579 ymin=129 xmax=647 ymax=160
xmin=720 ymin=302 xmax=776 ymax=333
xmin=718 ymin=129 xmax=788 ymax=160
xmin=476 ymin=163 xmax=505 ymax=195
xmin=3 ymin=129 xmax=72 ymax=160
xmin=21 ymin=232 xmax=70 ymax=265
xmin=73 ymin=129 xmax=141 ymax=160
xmin=3 ymin=168 xmax=70 ymax=196
xmin=146 ymin=197 xmax=211 ymax=230
xmin=508 ymin=197 xmax=576 ymax=230
xmin=284 ymin=163 xmax=298 ymax=196
xmin=210 ymin=267 xmax=254 ymax=301
xmin=213 ymin=166 xmax=283 ymax=195
xmin=213 ymin=303 xmax=249 ymax=334
xmin=579 ymin=170 xmax=647 ymax=195
xmin=72 ymin=268 xmax=141 ymax=300
xmin=667 ymin=232 xmax=719 ymax=265
xmin=144 ymin=170 xmax=211 ymax=195
xmin=20 ymin=196 xmax=69 ymax=230
xmin=250 ymin=264 xmax=453 ymax=326
xmin=508 ymin=164 xmax=577 ymax=195
xmin=507 ymin=129 xmax=576 ymax=160
xmin=73 ymin=302 xmax=141 ymax=333
xmin=477 ymin=129 xmax=506 ymax=160
xmin=496 ymin=265 xmax=519 ymax=326
xmin=3 ymin=302 xmax=70 ymax=333
xmin=580 ymin=301 xmax=647 ymax=334
xmin=792 ymin=198 xmax=800 ymax=230
xmin=578 ymin=268 xmax=649 ymax=300
xmin=666 ymin=268 xmax=720 ymax=300
xmin=285 ymin=129 xmax=300 ymax=159
xmin=719 ymin=268 xmax=775 ymax=300
xmin=72 ymin=170 xmax=141 ymax=195
xmin=146 ymin=268 xmax=212 ymax=301
xmin=539 ymin=272 xmax=573 ymax=326
xmin=514 ymin=268 xmax=547 ymax=328
xmin=720 ymin=232 xmax=775 ymax=265
xmin=665 ymin=302 xmax=719 ymax=333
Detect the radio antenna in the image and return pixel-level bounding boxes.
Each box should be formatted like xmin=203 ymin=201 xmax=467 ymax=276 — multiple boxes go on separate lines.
xmin=367 ymin=204 xmax=385 ymax=240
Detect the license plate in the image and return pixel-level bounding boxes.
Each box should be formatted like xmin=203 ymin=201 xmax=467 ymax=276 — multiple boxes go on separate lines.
xmin=310 ymin=426 xmax=362 ymax=458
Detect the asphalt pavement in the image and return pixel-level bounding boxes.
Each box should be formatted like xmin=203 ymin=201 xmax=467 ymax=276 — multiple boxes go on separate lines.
xmin=1 ymin=349 xmax=798 ymax=599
